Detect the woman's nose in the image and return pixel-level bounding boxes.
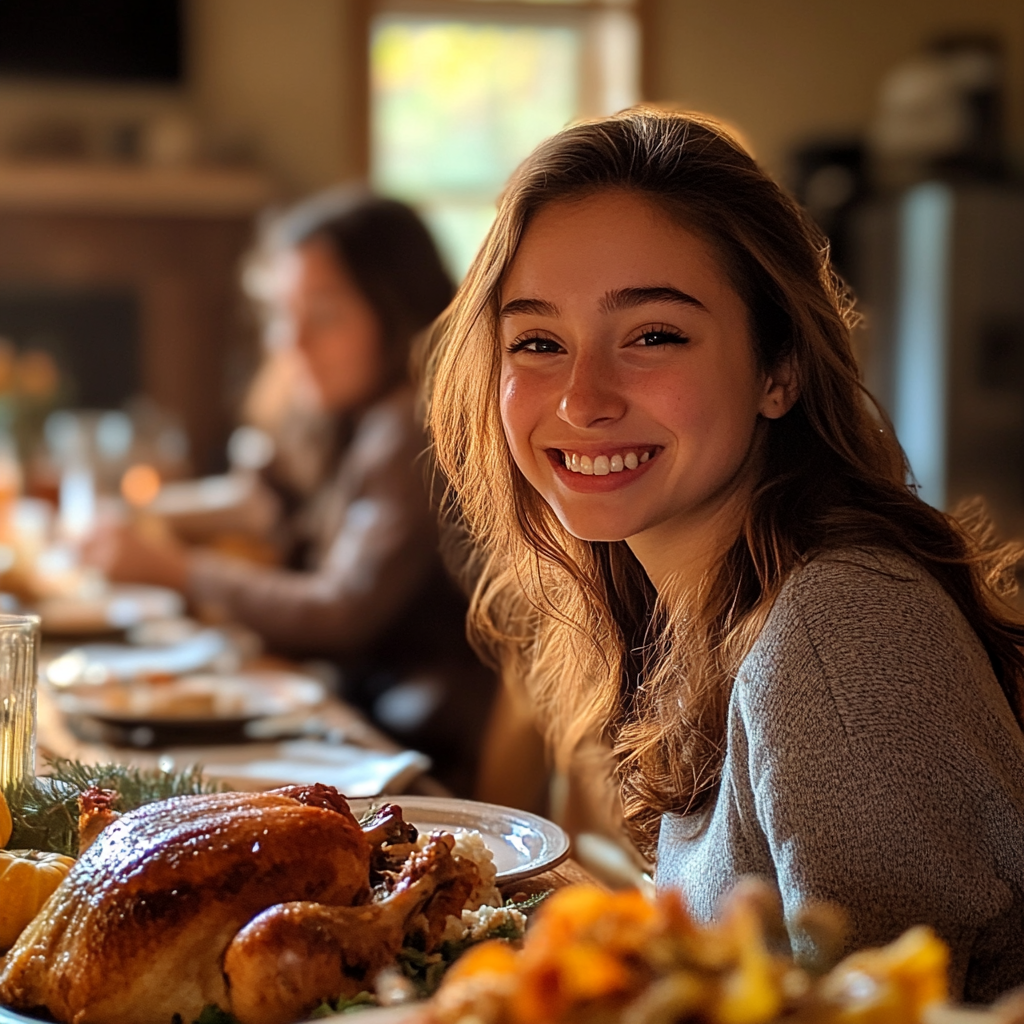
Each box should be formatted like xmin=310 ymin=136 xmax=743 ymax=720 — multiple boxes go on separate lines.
xmin=557 ymin=354 xmax=627 ymax=429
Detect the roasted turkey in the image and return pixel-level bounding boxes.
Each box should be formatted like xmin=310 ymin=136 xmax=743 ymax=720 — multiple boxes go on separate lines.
xmin=225 ymin=832 xmax=478 ymax=1024
xmin=0 ymin=785 xmax=482 ymax=1024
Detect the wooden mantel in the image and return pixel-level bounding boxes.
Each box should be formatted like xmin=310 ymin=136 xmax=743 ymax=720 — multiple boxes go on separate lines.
xmin=0 ymin=162 xmax=277 ymax=217
xmin=0 ymin=162 xmax=280 ymax=472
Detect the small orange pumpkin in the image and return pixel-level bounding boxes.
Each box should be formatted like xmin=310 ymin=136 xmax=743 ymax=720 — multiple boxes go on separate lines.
xmin=0 ymin=848 xmax=75 ymax=951
xmin=0 ymin=790 xmax=11 ymax=848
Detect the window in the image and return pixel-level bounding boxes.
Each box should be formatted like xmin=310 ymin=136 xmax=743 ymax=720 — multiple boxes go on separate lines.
xmin=371 ymin=0 xmax=639 ymax=278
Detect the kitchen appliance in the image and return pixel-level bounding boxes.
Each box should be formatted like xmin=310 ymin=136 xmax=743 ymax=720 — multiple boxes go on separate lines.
xmin=854 ymin=183 xmax=1024 ymax=538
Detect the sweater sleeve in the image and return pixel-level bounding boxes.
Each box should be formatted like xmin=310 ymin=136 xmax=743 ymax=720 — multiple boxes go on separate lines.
xmin=185 ymin=397 xmax=439 ymax=659
xmin=735 ymin=554 xmax=1024 ymax=998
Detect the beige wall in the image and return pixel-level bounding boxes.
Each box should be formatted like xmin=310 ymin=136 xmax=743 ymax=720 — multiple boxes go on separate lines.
xmin=644 ymin=0 xmax=1024 ymax=183
xmin=189 ymin=0 xmax=362 ymax=194
xmin=2 ymin=2 xmax=1021 ymax=199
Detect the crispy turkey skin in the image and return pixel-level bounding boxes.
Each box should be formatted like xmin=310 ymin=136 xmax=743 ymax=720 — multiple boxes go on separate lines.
xmin=0 ymin=786 xmax=370 ymax=1024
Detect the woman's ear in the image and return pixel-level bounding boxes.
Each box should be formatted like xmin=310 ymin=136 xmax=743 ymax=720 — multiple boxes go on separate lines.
xmin=759 ymin=356 xmax=799 ymax=420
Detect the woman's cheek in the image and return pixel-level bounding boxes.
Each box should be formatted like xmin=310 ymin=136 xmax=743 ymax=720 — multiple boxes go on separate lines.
xmin=500 ymin=370 xmax=546 ymax=481
xmin=638 ymin=375 xmax=705 ymax=436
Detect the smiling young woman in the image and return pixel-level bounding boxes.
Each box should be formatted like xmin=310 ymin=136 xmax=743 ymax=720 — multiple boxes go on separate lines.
xmin=425 ymin=109 xmax=1024 ymax=1000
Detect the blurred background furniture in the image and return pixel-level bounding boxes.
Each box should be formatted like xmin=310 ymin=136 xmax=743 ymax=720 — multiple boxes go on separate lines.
xmin=855 ymin=184 xmax=1024 ymax=540
xmin=0 ymin=164 xmax=274 ymax=474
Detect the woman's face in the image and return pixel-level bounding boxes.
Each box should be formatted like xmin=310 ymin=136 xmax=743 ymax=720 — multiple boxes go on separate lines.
xmin=498 ymin=190 xmax=793 ymax=562
xmin=277 ymin=239 xmax=384 ymax=412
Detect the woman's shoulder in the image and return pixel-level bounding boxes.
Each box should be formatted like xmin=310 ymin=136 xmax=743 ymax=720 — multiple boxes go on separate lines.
xmin=773 ymin=545 xmax=966 ymax=641
xmin=784 ymin=544 xmax=936 ymax=597
xmin=738 ymin=546 xmax=998 ymax=719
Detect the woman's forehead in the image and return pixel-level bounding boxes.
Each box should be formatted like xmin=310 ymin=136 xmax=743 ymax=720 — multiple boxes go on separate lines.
xmin=499 ymin=192 xmax=738 ymax=312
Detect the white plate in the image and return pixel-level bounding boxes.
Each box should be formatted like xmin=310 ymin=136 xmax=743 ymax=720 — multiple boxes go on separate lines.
xmin=349 ymin=795 xmax=570 ymax=885
xmin=54 ymin=671 xmax=326 ymax=726
xmin=46 ymin=629 xmax=229 ymax=687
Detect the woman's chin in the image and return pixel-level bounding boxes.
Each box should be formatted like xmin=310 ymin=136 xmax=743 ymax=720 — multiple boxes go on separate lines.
xmin=551 ymin=508 xmax=642 ymax=544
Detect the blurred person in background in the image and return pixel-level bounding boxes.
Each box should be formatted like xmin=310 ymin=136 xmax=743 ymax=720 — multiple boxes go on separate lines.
xmin=84 ymin=188 xmax=496 ymax=795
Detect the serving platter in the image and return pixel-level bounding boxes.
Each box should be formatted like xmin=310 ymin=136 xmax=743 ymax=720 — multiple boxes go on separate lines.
xmin=0 ymin=1008 xmax=34 ymax=1024
xmin=348 ymin=794 xmax=571 ymax=886
xmin=0 ymin=799 xmax=563 ymax=1024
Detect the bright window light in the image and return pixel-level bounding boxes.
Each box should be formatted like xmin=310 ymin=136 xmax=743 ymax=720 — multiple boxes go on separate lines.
xmin=371 ymin=4 xmax=638 ymax=279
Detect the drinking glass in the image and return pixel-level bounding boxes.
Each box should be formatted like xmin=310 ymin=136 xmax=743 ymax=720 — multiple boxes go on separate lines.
xmin=0 ymin=614 xmax=41 ymax=791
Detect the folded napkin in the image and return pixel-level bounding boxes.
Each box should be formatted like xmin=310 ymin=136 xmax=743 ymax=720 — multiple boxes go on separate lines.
xmin=199 ymin=739 xmax=431 ymax=797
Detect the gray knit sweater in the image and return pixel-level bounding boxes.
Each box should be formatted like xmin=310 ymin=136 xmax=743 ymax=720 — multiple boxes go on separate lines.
xmin=655 ymin=548 xmax=1024 ymax=1003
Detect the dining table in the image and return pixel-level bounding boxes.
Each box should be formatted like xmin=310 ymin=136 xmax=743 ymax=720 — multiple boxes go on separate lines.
xmin=33 ymin=652 xmax=450 ymax=798
xmin=31 ymin=630 xmax=596 ymax=891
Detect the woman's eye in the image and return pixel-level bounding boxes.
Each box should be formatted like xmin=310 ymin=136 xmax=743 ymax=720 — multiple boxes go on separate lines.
xmin=635 ymin=329 xmax=689 ymax=347
xmin=508 ymin=336 xmax=562 ymax=354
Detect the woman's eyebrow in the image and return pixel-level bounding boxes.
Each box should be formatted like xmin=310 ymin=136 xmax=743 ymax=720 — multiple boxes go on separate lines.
xmin=498 ymin=297 xmax=560 ymax=319
xmin=600 ymin=286 xmax=707 ymax=313
xmin=498 ymin=286 xmax=705 ymax=320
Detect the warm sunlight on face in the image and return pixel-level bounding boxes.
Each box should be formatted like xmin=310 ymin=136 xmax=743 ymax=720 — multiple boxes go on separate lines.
xmin=499 ymin=190 xmax=793 ymax=581
xmin=278 ymin=240 xmax=384 ymax=413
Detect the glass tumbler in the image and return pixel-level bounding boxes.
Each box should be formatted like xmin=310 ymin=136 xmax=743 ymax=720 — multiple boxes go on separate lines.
xmin=0 ymin=614 xmax=41 ymax=791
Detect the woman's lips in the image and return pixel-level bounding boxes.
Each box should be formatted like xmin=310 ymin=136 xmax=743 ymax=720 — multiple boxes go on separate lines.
xmin=545 ymin=446 xmax=661 ymax=491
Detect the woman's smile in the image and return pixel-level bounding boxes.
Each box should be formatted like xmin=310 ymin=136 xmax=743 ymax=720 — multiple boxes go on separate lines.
xmin=544 ymin=445 xmax=661 ymax=491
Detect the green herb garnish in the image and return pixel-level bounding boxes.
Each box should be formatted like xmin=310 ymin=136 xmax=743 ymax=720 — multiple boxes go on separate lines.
xmin=2 ymin=757 xmax=224 ymax=857
xmin=309 ymin=992 xmax=377 ymax=1017
xmin=505 ymin=889 xmax=551 ymax=913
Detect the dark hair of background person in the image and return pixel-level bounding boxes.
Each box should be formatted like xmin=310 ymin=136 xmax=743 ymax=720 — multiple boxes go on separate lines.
xmin=425 ymin=107 xmax=1024 ymax=854
xmin=273 ymin=187 xmax=454 ymax=387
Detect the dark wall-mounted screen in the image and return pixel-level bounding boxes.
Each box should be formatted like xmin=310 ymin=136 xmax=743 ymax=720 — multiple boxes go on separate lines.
xmin=0 ymin=0 xmax=183 ymax=84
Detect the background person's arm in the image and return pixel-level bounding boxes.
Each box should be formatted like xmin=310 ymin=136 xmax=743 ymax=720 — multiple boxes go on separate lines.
xmin=185 ymin=485 xmax=437 ymax=657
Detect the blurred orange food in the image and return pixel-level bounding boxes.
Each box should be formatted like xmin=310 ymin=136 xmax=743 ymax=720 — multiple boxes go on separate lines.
xmin=428 ymin=883 xmax=953 ymax=1024
xmin=121 ymin=464 xmax=162 ymax=507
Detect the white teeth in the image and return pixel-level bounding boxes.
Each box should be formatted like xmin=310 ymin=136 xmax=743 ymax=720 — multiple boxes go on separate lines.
xmin=561 ymin=450 xmax=653 ymax=474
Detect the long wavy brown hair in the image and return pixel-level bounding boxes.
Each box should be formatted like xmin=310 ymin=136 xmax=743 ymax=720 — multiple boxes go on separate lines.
xmin=424 ymin=108 xmax=1024 ymax=855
